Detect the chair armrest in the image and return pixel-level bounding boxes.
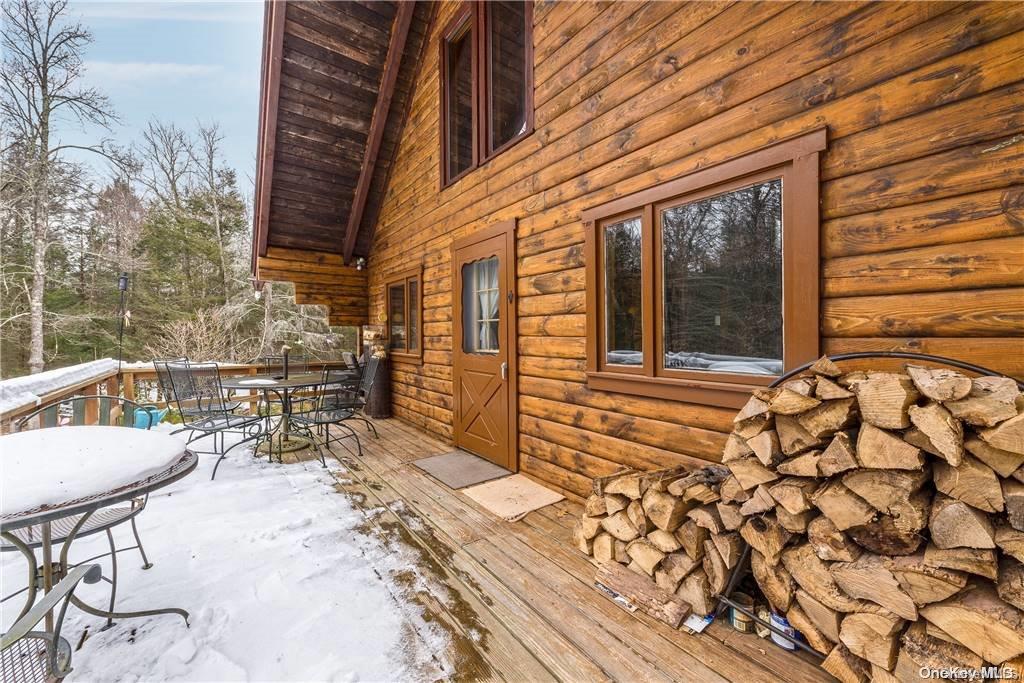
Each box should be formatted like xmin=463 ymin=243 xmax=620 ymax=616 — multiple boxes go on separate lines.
xmin=1 ymin=564 xmax=102 ymax=650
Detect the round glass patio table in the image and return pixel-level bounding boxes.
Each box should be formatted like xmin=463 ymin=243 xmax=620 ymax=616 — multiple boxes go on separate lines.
xmin=221 ymin=371 xmax=355 ymax=456
xmin=0 ymin=426 xmax=198 ymax=629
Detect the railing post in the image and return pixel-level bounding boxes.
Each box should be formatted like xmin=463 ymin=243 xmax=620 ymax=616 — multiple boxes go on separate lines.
xmin=123 ymin=372 xmax=136 ymax=401
xmin=84 ymin=382 xmax=100 ymax=424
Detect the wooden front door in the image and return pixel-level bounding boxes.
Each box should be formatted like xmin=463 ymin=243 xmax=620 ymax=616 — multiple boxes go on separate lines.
xmin=452 ymin=222 xmax=517 ymax=470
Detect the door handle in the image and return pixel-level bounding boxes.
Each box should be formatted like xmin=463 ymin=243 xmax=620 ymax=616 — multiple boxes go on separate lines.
xmin=500 ymin=362 xmax=508 ymax=380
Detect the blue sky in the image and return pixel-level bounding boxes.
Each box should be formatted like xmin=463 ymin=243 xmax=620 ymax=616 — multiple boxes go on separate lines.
xmin=68 ymin=1 xmax=264 ymax=192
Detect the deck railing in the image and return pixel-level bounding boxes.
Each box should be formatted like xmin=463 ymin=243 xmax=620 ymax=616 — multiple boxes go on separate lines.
xmin=0 ymin=359 xmax=344 ymax=433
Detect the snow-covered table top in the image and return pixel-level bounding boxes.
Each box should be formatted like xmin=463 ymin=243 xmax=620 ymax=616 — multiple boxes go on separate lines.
xmin=0 ymin=426 xmax=188 ymax=516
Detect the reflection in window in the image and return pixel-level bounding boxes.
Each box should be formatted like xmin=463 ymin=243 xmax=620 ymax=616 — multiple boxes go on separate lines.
xmin=661 ymin=179 xmax=782 ymax=375
xmin=603 ymin=218 xmax=643 ymax=366
xmin=487 ymin=1 xmax=528 ymax=153
xmin=445 ymin=22 xmax=474 ymax=180
xmin=408 ymin=279 xmax=419 ymax=352
xmin=388 ymin=283 xmax=406 ymax=351
xmin=463 ymin=257 xmax=500 ymax=353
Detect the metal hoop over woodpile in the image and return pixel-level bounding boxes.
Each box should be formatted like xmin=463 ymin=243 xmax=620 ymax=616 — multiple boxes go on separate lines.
xmin=575 ymin=353 xmax=1024 ymax=682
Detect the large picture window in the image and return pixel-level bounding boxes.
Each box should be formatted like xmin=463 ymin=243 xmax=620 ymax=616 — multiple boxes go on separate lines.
xmin=582 ymin=130 xmax=826 ymax=408
xmin=386 ymin=268 xmax=422 ymax=361
xmin=440 ymin=1 xmax=533 ymax=187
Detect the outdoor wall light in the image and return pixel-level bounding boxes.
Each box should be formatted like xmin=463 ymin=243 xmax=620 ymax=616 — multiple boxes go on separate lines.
xmin=355 ymin=257 xmax=367 ymax=271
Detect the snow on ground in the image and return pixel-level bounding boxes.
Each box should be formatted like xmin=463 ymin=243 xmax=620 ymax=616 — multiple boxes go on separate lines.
xmin=1 ymin=428 xmax=453 ymax=682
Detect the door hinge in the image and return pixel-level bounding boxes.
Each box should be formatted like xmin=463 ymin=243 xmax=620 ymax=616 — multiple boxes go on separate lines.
xmin=507 ymin=290 xmax=514 ymax=304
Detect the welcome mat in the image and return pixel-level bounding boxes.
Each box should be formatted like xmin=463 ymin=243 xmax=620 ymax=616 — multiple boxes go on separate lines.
xmin=414 ymin=449 xmax=511 ymax=489
xmin=462 ymin=474 xmax=565 ymax=522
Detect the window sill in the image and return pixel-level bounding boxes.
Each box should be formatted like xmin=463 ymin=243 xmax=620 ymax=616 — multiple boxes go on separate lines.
xmin=389 ymin=352 xmax=423 ymax=366
xmin=586 ymin=371 xmax=773 ymax=410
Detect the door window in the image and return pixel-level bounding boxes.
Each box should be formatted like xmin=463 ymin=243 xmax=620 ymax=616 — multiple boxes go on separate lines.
xmin=462 ymin=257 xmax=500 ymax=353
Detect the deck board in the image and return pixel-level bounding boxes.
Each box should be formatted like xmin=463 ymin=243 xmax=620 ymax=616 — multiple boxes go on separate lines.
xmin=321 ymin=418 xmax=832 ymax=682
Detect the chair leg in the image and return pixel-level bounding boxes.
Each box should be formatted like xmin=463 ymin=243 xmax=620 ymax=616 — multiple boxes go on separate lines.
xmin=130 ymin=517 xmax=153 ymax=570
xmin=103 ymin=529 xmax=118 ymax=629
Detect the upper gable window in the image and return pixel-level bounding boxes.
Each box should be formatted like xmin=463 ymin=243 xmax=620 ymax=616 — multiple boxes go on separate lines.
xmin=440 ymin=1 xmax=533 ymax=187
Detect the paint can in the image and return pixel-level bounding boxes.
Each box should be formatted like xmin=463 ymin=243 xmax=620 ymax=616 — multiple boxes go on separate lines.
xmin=729 ymin=592 xmax=755 ymax=633
xmin=770 ymin=612 xmax=797 ymax=650
xmin=754 ymin=604 xmax=772 ymax=638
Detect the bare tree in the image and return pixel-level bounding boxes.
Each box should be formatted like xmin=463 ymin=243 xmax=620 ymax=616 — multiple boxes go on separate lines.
xmin=0 ymin=0 xmax=119 ymax=372
xmin=192 ymin=122 xmax=230 ymax=295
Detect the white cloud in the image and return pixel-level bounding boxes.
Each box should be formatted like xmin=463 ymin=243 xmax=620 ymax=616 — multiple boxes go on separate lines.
xmin=74 ymin=2 xmax=261 ymax=24
xmin=84 ymin=60 xmax=223 ymax=84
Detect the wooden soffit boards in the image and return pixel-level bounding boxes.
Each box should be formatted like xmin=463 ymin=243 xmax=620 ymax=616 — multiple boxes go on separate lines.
xmin=252 ymin=1 xmax=433 ymax=271
xmin=256 ymin=247 xmax=369 ymax=326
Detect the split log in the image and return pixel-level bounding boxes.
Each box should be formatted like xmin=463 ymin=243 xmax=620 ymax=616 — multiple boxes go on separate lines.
xmin=584 ymin=494 xmax=607 ymax=517
xmin=662 ymin=466 xmax=728 ymax=498
xmin=821 ymin=644 xmax=870 ymax=683
xmin=738 ymin=485 xmax=775 ymax=516
xmin=595 ymin=561 xmax=690 ymax=628
xmin=592 ymin=533 xmax=616 ymax=564
xmin=1003 ymin=478 xmax=1024 ymax=530
xmin=702 ymin=540 xmax=728 ymax=594
xmin=627 ymin=500 xmax=654 ymax=535
xmin=782 ymin=377 xmax=816 ymax=396
xmin=775 ymin=414 xmax=824 ymax=455
xmin=734 ymin=395 xmax=771 ymax=423
xmin=815 ymin=377 xmax=854 ymax=400
xmin=768 ymin=477 xmax=818 ymax=515
xmin=818 ymin=432 xmax=859 ymax=477
xmin=605 ymin=472 xmax=647 ymax=500
xmin=846 ymin=490 xmax=929 ymax=556
xmin=686 ymin=505 xmax=724 ymax=535
xmin=675 ymin=569 xmax=714 ymax=617
xmin=604 ymin=493 xmax=629 ymax=515
xmin=796 ymin=588 xmax=841 ymax=643
xmin=740 ymin=515 xmax=791 ymax=565
xmin=626 ymin=538 xmax=665 ymax=576
xmin=929 ymin=494 xmax=994 ymax=549
xmin=716 ymin=502 xmax=744 ymax=532
xmin=799 ymin=398 xmax=857 ymax=439
xmin=776 ymin=507 xmax=815 ymax=534
xmin=787 ymin=603 xmax=834 ymax=654
xmin=641 ymin=488 xmax=694 ymax=532
xmin=809 ymin=356 xmax=842 ymax=378
xmin=896 ymin=622 xmax=983 ymax=681
xmin=810 ymin=480 xmax=876 ymax=531
xmin=647 ymin=529 xmax=682 ymax=553
xmin=965 ymin=436 xmax=1024 ymax=478
xmin=777 ymin=450 xmax=821 ymax=477
xmin=905 ymin=365 xmax=972 ymax=402
xmin=769 ymin=388 xmax=821 ymax=415
xmin=995 ymin=522 xmax=1024 ymax=562
xmin=711 ymin=532 xmax=743 ymax=570
xmin=577 ymin=515 xmax=604 ymax=539
xmin=856 ymin=424 xmax=924 ymax=470
xmin=841 ymin=468 xmax=930 ymax=515
xmin=997 ymin=557 xmax=1024 ymax=611
xmin=807 ymin=516 xmax=862 ymax=563
xmin=886 ymin=552 xmax=969 ymax=606
xmin=839 ymin=611 xmax=904 ymax=670
xmin=601 ymin=510 xmax=641 ymax=542
xmin=751 ymin=548 xmax=793 ymax=612
xmin=726 ymin=456 xmax=778 ymax=490
xmin=922 ymin=544 xmax=997 ymax=580
xmin=831 ymin=554 xmax=918 ymax=620
xmin=933 ymin=455 xmax=1004 ymax=513
xmin=908 ymin=402 xmax=964 ymax=466
xmin=781 ymin=543 xmax=864 ymax=613
xmin=592 ymin=468 xmax=635 ymax=496
xmin=903 ymin=427 xmax=942 ymax=457
xmin=718 ymin=475 xmax=750 ymax=504
xmin=746 ymin=430 xmax=783 ymax=467
xmin=852 ymin=373 xmax=919 ymax=430
xmin=722 ymin=433 xmax=755 ymax=463
xmin=674 ymin=520 xmax=708 ymax=561
xmin=573 ymin=523 xmax=595 ymax=554
xmin=946 ymin=376 xmax=1021 ymax=428
xmin=654 ymin=551 xmax=699 ymax=593
xmin=919 ymin=579 xmax=1024 ymax=664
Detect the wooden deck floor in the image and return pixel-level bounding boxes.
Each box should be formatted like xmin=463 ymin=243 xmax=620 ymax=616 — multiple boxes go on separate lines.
xmin=316 ymin=417 xmax=830 ymax=683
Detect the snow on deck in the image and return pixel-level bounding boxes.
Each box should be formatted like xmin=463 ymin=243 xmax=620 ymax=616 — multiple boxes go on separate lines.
xmin=0 ymin=358 xmax=117 ymax=415
xmin=0 ymin=429 xmax=453 ymax=681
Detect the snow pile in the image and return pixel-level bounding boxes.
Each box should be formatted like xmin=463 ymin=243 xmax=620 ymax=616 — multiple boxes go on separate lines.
xmin=0 ymin=359 xmax=117 ymax=415
xmin=1 ymin=426 xmax=186 ymax=515
xmin=0 ymin=431 xmax=452 ymax=681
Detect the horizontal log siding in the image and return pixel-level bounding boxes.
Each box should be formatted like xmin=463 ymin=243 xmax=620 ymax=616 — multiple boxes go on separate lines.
xmin=365 ymin=1 xmax=1024 ymax=499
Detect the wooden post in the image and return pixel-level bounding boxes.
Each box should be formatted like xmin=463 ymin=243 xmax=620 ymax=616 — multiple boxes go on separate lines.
xmin=248 ymin=366 xmax=259 ymax=414
xmin=84 ymin=382 xmax=100 ymax=425
xmin=123 ymin=372 xmax=136 ymax=401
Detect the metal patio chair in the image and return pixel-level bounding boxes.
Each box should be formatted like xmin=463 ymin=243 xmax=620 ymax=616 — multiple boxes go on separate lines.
xmin=3 ymin=397 xmax=161 ymax=569
xmin=153 ymin=357 xmax=243 ymax=419
xmin=291 ymin=356 xmax=380 ymax=459
xmin=1 ymin=564 xmax=101 ymax=683
xmin=164 ymin=361 xmax=267 ymax=480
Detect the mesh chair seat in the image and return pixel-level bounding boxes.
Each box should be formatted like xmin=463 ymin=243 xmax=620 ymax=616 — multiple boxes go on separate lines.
xmin=1 ymin=504 xmax=142 ymax=552
xmin=183 ymin=413 xmax=263 ymax=433
xmin=292 ymin=407 xmax=355 ymax=426
xmin=1 ymin=632 xmax=70 ymax=683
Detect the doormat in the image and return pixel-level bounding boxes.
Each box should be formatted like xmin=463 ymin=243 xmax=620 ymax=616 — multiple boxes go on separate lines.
xmin=414 ymin=449 xmax=511 ymax=489
xmin=462 ymin=474 xmax=564 ymax=522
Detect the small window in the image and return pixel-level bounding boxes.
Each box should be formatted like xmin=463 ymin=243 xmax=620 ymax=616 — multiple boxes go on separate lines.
xmin=583 ymin=130 xmax=826 ymax=408
xmin=441 ymin=1 xmax=533 ymax=187
xmin=462 ymin=257 xmax=500 ymax=353
xmin=386 ymin=268 xmax=422 ymax=361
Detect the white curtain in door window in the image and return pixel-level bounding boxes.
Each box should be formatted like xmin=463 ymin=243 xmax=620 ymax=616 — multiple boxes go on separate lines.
xmin=475 ymin=257 xmax=499 ymax=352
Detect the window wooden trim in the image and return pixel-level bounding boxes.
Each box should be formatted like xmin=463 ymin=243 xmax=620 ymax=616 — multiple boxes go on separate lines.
xmin=583 ymin=129 xmax=827 ymax=409
xmin=439 ymin=1 xmax=533 ymax=189
xmin=385 ymin=266 xmax=423 ymax=364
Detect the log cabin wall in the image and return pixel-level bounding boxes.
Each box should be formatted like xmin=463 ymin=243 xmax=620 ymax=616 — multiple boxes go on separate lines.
xmin=364 ymin=0 xmax=1024 ymax=501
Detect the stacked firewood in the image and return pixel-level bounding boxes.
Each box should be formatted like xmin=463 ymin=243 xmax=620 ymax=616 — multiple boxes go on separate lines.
xmin=574 ymin=463 xmax=745 ymax=621
xmin=720 ymin=357 xmax=1024 ymax=681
